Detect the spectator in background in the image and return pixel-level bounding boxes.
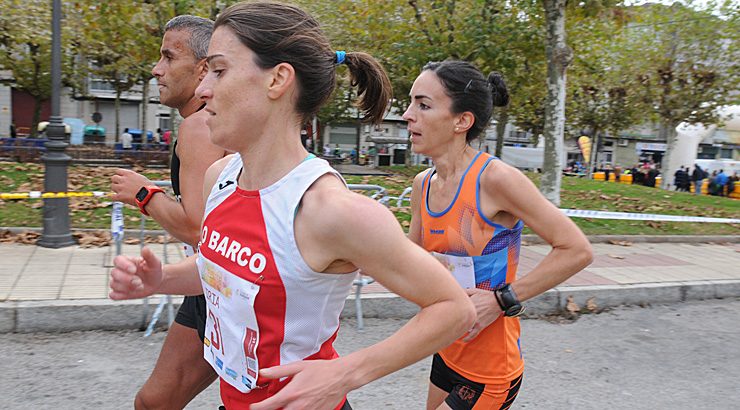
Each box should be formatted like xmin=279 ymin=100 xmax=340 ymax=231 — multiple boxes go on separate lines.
xmin=10 ymin=122 xmax=17 ymax=138
xmin=674 ymin=166 xmax=685 ymax=191
xmin=121 ymin=127 xmax=133 ymax=149
xmin=728 ymin=172 xmax=737 ymax=196
xmin=645 ymin=166 xmax=658 ymax=187
xmin=153 ymin=128 xmax=162 ymax=144
xmin=677 ymin=166 xmax=691 ymax=192
xmin=368 ymin=145 xmax=378 ymax=166
xmin=708 ymin=170 xmax=719 ymax=195
xmin=162 ymin=129 xmax=172 ymax=145
xmin=630 ymin=164 xmax=639 ymax=184
xmin=692 ymin=165 xmax=706 ymax=196
xmin=603 ymin=163 xmax=612 ymax=182
xmin=715 ymin=169 xmax=728 ymax=196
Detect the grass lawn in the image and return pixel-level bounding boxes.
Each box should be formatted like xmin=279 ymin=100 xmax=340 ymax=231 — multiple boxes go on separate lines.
xmin=2 ymin=162 xmax=738 ymax=236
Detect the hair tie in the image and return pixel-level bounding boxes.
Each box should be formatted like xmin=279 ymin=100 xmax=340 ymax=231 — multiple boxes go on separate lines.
xmin=335 ymin=50 xmax=346 ymax=65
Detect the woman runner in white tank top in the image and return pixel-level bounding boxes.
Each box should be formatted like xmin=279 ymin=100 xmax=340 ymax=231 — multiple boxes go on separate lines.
xmin=109 ymin=2 xmax=475 ymax=410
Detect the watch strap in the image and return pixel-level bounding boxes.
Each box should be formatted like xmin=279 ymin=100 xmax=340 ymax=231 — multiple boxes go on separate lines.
xmin=135 ymin=186 xmax=164 ymax=216
xmin=495 ymin=284 xmax=524 ymax=317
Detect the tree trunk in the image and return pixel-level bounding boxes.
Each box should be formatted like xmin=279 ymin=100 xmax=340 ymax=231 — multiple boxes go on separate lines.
xmin=406 ymin=139 xmax=412 ymax=166
xmin=495 ymin=107 xmax=508 ymax=158
xmin=355 ymin=119 xmax=361 ymax=165
xmin=141 ymin=79 xmax=149 ymax=143
xmin=169 ymin=107 xmax=179 ymax=162
xmin=115 ymin=88 xmax=121 ymax=142
xmin=541 ymin=0 xmax=572 ymax=206
xmin=587 ymin=128 xmax=600 ymax=179
xmin=314 ymin=117 xmax=322 ymax=155
xmin=659 ymin=119 xmax=679 ymax=190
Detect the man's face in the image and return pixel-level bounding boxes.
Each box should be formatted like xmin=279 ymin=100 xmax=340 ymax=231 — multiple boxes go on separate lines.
xmin=152 ymin=29 xmax=203 ymax=109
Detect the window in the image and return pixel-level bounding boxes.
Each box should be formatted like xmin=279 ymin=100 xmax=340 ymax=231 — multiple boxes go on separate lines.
xmin=329 ymin=126 xmax=357 ymax=145
xmin=89 ymin=78 xmax=116 ymax=92
xmin=720 ymin=148 xmax=733 ymax=159
xmin=158 ymin=115 xmax=171 ymax=132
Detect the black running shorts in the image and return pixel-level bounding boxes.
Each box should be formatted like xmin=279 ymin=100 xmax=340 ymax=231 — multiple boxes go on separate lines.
xmin=174 ymin=294 xmax=207 ymax=342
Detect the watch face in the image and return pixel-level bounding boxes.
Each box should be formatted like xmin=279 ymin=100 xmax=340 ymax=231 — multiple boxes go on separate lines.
xmin=136 ymin=187 xmax=149 ymax=202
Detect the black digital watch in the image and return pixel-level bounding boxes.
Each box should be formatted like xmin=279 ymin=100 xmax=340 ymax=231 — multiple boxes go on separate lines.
xmin=494 ymin=284 xmax=525 ymax=317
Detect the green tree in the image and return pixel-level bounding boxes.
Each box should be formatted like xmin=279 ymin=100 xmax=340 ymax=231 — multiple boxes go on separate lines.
xmin=73 ymin=2 xmax=161 ymax=141
xmin=624 ymin=0 xmax=740 ymax=189
xmin=0 ymin=0 xmax=79 ymax=137
xmin=566 ymin=7 xmax=642 ymax=176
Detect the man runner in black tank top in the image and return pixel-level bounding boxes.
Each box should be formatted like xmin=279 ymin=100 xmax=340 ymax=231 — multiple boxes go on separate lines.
xmin=110 ymin=15 xmax=227 ymax=409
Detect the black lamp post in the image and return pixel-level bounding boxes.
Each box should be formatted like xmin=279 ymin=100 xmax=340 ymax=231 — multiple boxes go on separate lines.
xmin=38 ymin=0 xmax=75 ymax=248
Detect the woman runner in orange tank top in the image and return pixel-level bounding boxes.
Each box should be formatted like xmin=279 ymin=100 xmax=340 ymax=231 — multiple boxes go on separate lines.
xmin=404 ymin=60 xmax=594 ymax=410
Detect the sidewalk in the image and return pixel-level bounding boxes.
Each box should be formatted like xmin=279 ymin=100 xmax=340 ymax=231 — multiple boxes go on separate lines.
xmin=1 ymin=238 xmax=739 ymax=332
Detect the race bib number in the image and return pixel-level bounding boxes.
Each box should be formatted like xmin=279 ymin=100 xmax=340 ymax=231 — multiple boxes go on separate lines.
xmin=198 ymin=255 xmax=261 ymax=393
xmin=431 ymin=252 xmax=476 ymax=289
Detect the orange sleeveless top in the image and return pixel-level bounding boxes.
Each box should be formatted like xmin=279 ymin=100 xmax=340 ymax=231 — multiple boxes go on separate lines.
xmin=420 ymin=151 xmax=524 ymax=384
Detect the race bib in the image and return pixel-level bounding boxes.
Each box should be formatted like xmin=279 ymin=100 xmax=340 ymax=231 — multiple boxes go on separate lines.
xmin=198 ymin=255 xmax=261 ymax=393
xmin=431 ymin=252 xmax=476 ymax=289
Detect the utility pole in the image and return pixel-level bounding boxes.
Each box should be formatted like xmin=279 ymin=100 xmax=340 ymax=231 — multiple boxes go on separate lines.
xmin=38 ymin=0 xmax=75 ymax=248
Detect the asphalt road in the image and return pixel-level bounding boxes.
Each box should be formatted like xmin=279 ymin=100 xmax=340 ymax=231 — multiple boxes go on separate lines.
xmin=1 ymin=298 xmax=739 ymax=410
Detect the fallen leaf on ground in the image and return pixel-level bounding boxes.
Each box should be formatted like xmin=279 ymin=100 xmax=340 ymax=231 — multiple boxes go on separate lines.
xmin=73 ymin=231 xmax=111 ymax=248
xmin=0 ymin=229 xmax=41 ymax=245
xmin=566 ymin=296 xmax=579 ymax=313
xmin=608 ymin=254 xmax=626 ymax=259
xmin=608 ymin=240 xmax=632 ymax=247
xmin=586 ymin=297 xmax=598 ymax=312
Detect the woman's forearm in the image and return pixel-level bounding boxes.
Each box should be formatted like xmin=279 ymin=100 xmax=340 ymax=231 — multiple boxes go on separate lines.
xmin=512 ymin=241 xmax=593 ymax=302
xmin=341 ymin=296 xmax=475 ymax=391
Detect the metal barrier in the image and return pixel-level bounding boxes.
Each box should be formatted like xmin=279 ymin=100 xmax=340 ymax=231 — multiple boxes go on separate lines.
xmin=347 ymin=184 xmax=387 ymax=200
xmin=378 ymin=186 xmax=413 ymax=207
xmin=112 ymin=180 xmax=175 ymax=337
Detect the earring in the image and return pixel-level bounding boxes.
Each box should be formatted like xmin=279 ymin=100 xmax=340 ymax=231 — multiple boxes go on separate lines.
xmin=454 ymin=127 xmax=459 ymax=132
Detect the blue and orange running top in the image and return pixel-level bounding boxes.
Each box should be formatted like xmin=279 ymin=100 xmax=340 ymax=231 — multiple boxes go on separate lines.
xmin=420 ymin=151 xmax=524 ymax=384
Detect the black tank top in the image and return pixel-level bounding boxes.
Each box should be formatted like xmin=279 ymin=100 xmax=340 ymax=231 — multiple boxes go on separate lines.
xmin=169 ymin=104 xmax=206 ymax=199
xmin=171 ymin=140 xmax=182 ymax=198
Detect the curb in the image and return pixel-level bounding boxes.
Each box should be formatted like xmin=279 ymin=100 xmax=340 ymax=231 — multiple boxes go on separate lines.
xmin=3 ymin=280 xmax=740 ymax=333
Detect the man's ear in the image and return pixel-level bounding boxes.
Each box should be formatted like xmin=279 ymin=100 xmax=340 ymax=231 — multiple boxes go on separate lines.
xmin=454 ymin=112 xmax=475 ymax=134
xmin=267 ymin=62 xmax=296 ymax=100
xmin=196 ymin=58 xmax=208 ymax=81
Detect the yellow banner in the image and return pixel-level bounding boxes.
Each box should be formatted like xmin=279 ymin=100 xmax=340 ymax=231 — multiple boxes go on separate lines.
xmin=577 ymin=136 xmax=591 ymax=162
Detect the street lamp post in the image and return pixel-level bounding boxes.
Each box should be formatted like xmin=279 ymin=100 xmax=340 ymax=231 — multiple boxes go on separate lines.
xmin=38 ymin=0 xmax=75 ymax=248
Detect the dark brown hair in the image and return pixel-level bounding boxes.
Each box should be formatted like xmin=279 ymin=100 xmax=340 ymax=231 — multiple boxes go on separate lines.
xmin=215 ymin=1 xmax=392 ymax=124
xmin=423 ymin=60 xmax=509 ymax=142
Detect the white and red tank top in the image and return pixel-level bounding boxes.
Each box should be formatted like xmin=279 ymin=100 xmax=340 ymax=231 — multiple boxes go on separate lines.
xmin=197 ymin=154 xmax=357 ymax=408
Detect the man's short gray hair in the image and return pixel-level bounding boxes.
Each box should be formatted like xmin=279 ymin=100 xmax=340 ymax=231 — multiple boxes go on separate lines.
xmin=165 ymin=15 xmax=214 ymax=60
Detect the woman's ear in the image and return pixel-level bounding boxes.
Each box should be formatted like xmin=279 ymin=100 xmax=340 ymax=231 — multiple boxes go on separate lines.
xmin=267 ymin=62 xmax=296 ymax=100
xmin=454 ymin=112 xmax=475 ymax=134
